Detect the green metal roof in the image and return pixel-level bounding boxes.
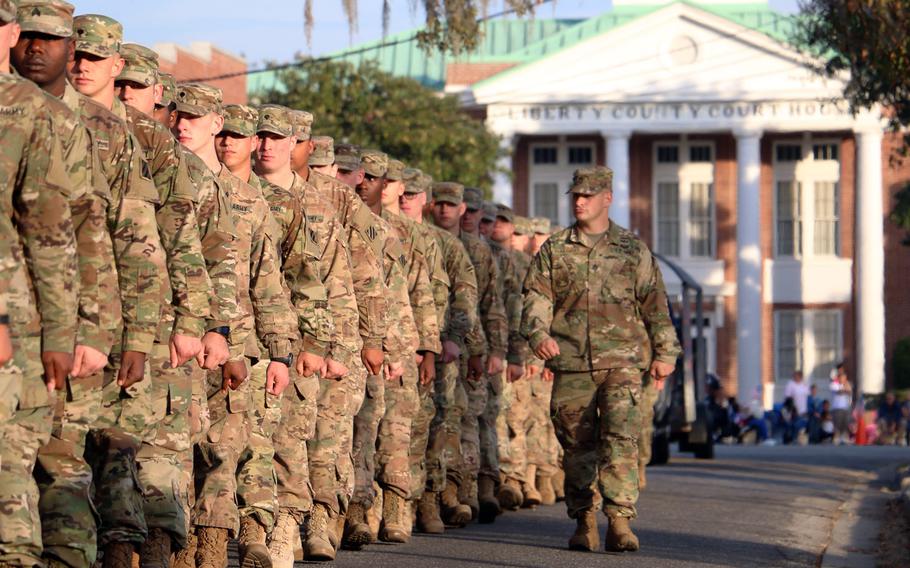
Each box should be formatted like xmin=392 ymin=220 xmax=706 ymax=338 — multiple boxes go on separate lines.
xmin=248 ymin=1 xmax=798 ymax=96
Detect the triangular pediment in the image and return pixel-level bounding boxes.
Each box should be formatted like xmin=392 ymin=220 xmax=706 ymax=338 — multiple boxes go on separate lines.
xmin=471 ymin=2 xmax=847 ymax=105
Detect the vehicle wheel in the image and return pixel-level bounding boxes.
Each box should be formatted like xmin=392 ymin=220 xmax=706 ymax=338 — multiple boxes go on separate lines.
xmin=650 ymin=432 xmax=670 ymax=466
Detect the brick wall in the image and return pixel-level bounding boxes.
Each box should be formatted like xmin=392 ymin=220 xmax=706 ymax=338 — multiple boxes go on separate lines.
xmin=446 ymin=62 xmax=517 ymax=87
xmin=883 ymin=132 xmax=910 ymax=388
xmin=156 ymin=42 xmax=247 ymax=104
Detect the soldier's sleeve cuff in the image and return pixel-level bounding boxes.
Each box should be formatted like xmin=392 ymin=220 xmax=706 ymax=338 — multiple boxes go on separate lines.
xmin=418 ymin=339 xmax=442 ymax=355
xmin=300 ymin=335 xmax=329 ymax=358
xmin=173 ymin=315 xmax=207 ymax=339
xmin=528 ymin=331 xmax=553 ymax=351
xmin=205 ymin=318 xmax=231 ymax=331
xmin=122 ymin=328 xmax=156 ymax=354
xmin=43 ymin=328 xmax=75 ymax=354
xmin=77 ymin=322 xmax=113 ymax=356
xmin=361 ymin=337 xmax=384 ymax=350
xmin=655 ymin=353 xmax=680 ymax=366
xmin=268 ymin=339 xmax=293 ymax=360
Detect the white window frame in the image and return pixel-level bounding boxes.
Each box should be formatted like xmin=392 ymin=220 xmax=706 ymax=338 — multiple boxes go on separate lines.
xmin=772 ymin=137 xmax=841 ymax=259
xmin=774 ymin=309 xmax=843 ymax=386
xmin=529 ymin=140 xmax=596 ymax=228
xmin=652 ymin=139 xmax=716 ymax=260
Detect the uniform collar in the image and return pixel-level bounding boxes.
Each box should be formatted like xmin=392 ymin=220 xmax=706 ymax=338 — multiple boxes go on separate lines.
xmin=568 ymin=220 xmax=618 ymax=248
xmin=111 ymin=96 xmax=128 ymax=121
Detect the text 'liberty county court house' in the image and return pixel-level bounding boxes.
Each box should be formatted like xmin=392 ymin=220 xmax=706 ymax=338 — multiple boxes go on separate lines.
xmin=252 ymin=0 xmax=910 ymax=407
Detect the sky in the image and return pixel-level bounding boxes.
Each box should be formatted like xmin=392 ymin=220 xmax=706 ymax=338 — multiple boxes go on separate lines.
xmin=72 ymin=0 xmax=800 ymax=69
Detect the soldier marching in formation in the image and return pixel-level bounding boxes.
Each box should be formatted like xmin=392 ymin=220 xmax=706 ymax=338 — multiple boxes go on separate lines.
xmin=0 ymin=1 xmax=681 ymax=564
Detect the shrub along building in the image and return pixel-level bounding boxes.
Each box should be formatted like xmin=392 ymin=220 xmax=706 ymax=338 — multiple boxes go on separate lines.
xmin=250 ymin=0 xmax=910 ymax=405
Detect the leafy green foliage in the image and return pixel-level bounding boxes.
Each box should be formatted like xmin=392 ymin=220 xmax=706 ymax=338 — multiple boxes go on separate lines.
xmin=890 ymin=182 xmax=910 ymax=245
xmin=259 ymin=58 xmax=503 ymax=189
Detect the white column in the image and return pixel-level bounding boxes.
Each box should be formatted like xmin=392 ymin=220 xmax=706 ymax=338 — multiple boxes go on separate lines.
xmin=735 ymin=129 xmax=763 ymax=404
xmin=604 ymin=130 xmax=631 ymax=228
xmin=493 ymin=132 xmax=515 ymax=206
xmin=855 ymin=128 xmax=886 ymax=395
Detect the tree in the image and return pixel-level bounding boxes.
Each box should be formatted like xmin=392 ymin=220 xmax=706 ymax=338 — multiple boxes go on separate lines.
xmin=797 ymin=1 xmax=910 ymax=240
xmin=305 ymin=0 xmax=545 ymax=54
xmin=259 ymin=58 xmax=502 ymax=189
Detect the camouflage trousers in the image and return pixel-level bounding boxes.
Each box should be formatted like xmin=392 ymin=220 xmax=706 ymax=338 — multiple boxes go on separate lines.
xmin=88 ymin=350 xmax=155 ymax=548
xmin=135 ymin=342 xmax=193 ymax=548
xmin=497 ymin=376 xmax=530 ymax=483
xmin=427 ymin=359 xmax=463 ymax=492
xmin=178 ymin=366 xmax=207 ymax=533
xmin=236 ymin=360 xmax=283 ymax=530
xmin=337 ymin=365 xmax=367 ymax=513
xmin=308 ymin=366 xmax=365 ymax=516
xmin=350 ymin=372 xmax=385 ymax=508
xmin=407 ymin=380 xmax=436 ymax=501
xmin=478 ymin=371 xmax=502 ymax=483
xmin=460 ymin=372 xmax=487 ymax=491
xmin=272 ymin=374 xmax=318 ymax=523
xmin=0 ymin=336 xmax=52 ymax=568
xmin=35 ymin=371 xmax=102 ymax=568
xmin=638 ymin=375 xmax=657 ymax=471
xmin=193 ymin=362 xmax=251 ymax=536
xmin=527 ymin=370 xmax=559 ymax=477
xmin=376 ymin=359 xmax=419 ymax=500
xmin=551 ymin=368 xmax=642 ymax=519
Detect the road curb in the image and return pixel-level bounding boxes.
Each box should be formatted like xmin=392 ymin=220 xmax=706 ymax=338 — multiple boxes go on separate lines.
xmin=819 ymin=465 xmax=897 ymax=568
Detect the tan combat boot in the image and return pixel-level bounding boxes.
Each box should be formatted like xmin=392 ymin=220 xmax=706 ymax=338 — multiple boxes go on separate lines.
xmin=103 ymin=542 xmax=135 ymax=568
xmin=342 ymin=501 xmax=373 ymax=549
xmin=440 ymin=482 xmax=472 ymax=527
xmin=522 ymin=465 xmax=542 ymax=508
xmin=367 ymin=485 xmax=383 ymax=539
xmin=638 ymin=465 xmax=648 ymax=491
xmin=378 ymin=489 xmax=409 ymax=543
xmin=415 ymin=491 xmax=445 ymax=534
xmin=139 ymin=528 xmax=171 ymax=568
xmin=536 ymin=472 xmax=556 ymax=506
xmin=267 ymin=512 xmax=297 ymax=568
xmin=552 ymin=468 xmax=566 ymax=502
xmin=458 ymin=475 xmax=479 ymax=521
xmin=496 ymin=477 xmax=523 ymax=511
xmin=303 ymin=503 xmax=336 ymax=561
xmin=171 ymin=530 xmax=196 ymax=568
xmin=606 ymin=515 xmax=640 ymax=552
xmin=237 ymin=516 xmax=271 ymax=568
xmin=477 ymin=475 xmax=501 ymax=524
xmin=567 ymin=510 xmax=600 ymax=552
xmin=194 ymin=527 xmax=228 ymax=568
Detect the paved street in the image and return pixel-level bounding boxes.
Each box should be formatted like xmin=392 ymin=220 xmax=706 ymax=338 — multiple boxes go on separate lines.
xmin=290 ymin=445 xmax=907 ymax=567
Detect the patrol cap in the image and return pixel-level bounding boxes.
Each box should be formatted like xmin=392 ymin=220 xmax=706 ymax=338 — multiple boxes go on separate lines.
xmin=386 ymin=159 xmax=404 ymax=182
xmin=495 ymin=203 xmax=514 ymax=223
xmin=0 ymin=0 xmax=18 ymax=23
xmin=72 ymin=14 xmax=122 ymax=58
xmin=221 ymin=104 xmax=259 ymax=137
xmin=361 ymin=149 xmax=388 ymax=178
xmin=463 ymin=187 xmax=483 ymax=211
xmin=118 ymin=43 xmax=159 ymax=87
xmin=309 ymin=136 xmax=334 ymax=166
xmin=290 ymin=109 xmax=313 ymax=141
xmin=157 ymin=72 xmax=176 ymax=107
xmin=334 ymin=144 xmax=362 ymax=172
xmin=174 ymin=83 xmax=223 ymax=117
xmin=481 ymin=201 xmax=497 ymax=222
xmin=568 ymin=166 xmax=613 ymax=195
xmin=18 ymin=0 xmax=73 ymax=37
xmin=531 ymin=217 xmax=551 ymax=235
xmin=432 ymin=182 xmax=464 ymax=206
xmin=256 ymin=104 xmax=293 ymax=137
xmin=513 ymin=216 xmax=532 ymax=236
xmin=402 ymin=168 xmax=426 ymax=195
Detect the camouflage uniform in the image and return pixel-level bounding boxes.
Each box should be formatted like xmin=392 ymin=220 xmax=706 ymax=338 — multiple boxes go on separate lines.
xmin=520 ymin=168 xmax=680 ymax=520
xmin=13 ymin=4 xmax=122 ymax=566
xmin=0 ymin=68 xmax=78 ymax=568
xmin=68 ymin=14 xmax=171 ymax=551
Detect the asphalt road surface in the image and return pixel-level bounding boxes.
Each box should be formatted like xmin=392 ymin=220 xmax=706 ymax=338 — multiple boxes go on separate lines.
xmin=265 ymin=445 xmax=907 ymax=567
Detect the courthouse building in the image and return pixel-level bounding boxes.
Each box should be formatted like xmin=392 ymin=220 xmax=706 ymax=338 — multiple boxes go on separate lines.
xmin=251 ymin=0 xmax=910 ymax=405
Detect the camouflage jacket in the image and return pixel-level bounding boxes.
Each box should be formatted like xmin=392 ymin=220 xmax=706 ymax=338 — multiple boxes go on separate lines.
xmin=381 ymin=209 xmax=441 ymax=355
xmin=64 ymin=86 xmax=167 ymax=355
xmin=120 ymin=101 xmax=211 ymax=340
xmin=182 ymin=150 xmax=241 ymax=333
xmin=429 ymin=225 xmax=478 ymax=348
xmin=521 ymin=222 xmax=681 ymax=371
xmin=412 ymin=219 xmax=449 ymax=335
xmin=261 ymin=173 xmax=357 ymax=366
xmin=44 ymin=90 xmax=119 ymax=355
xmin=460 ymin=231 xmax=507 ymax=359
xmin=375 ymin=215 xmax=418 ymax=366
xmin=307 ymin=169 xmax=386 ymax=349
xmin=489 ymin=239 xmax=529 ymax=365
xmin=217 ymin=167 xmax=297 ymax=360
